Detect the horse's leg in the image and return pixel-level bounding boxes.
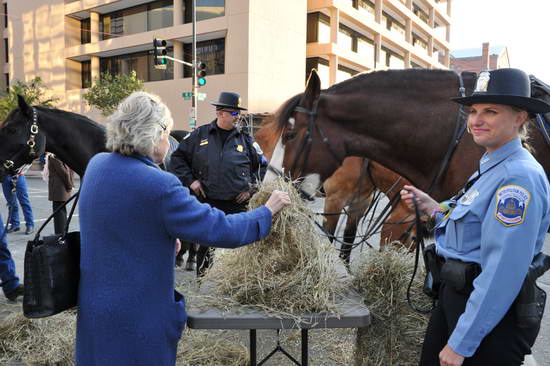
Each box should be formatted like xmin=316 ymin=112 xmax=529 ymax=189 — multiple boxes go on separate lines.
xmin=380 ymin=201 xmax=416 ymax=250
xmin=176 ymin=241 xmax=189 ymax=267
xmin=185 ymin=243 xmax=197 ymax=271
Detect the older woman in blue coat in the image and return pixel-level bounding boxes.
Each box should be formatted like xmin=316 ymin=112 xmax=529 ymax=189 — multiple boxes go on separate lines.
xmin=75 ymin=91 xmax=290 ymax=366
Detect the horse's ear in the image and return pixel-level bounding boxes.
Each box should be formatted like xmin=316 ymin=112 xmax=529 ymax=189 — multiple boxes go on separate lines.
xmin=301 ymin=69 xmax=321 ymax=108
xmin=17 ymin=94 xmax=32 ymax=117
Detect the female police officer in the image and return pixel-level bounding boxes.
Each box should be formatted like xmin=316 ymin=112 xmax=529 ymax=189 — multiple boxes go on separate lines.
xmin=401 ymin=68 xmax=550 ymax=366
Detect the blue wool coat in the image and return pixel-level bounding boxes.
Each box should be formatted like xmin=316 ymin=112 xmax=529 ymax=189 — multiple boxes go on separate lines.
xmin=75 ymin=153 xmax=272 ymax=366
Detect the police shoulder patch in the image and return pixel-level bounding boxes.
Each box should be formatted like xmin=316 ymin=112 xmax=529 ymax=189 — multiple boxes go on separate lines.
xmin=252 ymin=141 xmax=263 ymax=155
xmin=494 ymin=185 xmax=531 ymax=226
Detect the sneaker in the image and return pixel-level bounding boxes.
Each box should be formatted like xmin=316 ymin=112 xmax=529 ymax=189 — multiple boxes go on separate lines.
xmin=5 ymin=284 xmax=24 ymax=301
xmin=6 ymin=224 xmax=20 ymax=234
xmin=25 ymin=227 xmax=34 ymax=235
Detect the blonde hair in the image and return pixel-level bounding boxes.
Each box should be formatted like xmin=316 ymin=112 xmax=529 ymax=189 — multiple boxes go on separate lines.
xmin=106 ymin=92 xmax=173 ymax=158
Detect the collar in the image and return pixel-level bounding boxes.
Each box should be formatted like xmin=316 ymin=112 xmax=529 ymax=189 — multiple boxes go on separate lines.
xmin=208 ymin=120 xmax=241 ymax=135
xmin=479 ymin=138 xmax=522 ymax=174
xmin=132 ymin=154 xmax=160 ymax=169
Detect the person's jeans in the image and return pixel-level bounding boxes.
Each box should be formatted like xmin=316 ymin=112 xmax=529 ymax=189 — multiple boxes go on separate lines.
xmin=0 ymin=214 xmax=20 ymax=295
xmin=2 ymin=176 xmax=34 ymax=229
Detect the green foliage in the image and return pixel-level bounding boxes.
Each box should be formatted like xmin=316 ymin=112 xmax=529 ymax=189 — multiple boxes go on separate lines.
xmin=83 ymin=71 xmax=145 ymax=116
xmin=0 ymin=76 xmax=60 ymax=121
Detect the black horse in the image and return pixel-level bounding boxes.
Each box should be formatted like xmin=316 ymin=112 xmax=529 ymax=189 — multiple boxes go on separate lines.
xmin=0 ymin=95 xmax=197 ymax=269
xmin=0 ymin=95 xmax=107 ymax=180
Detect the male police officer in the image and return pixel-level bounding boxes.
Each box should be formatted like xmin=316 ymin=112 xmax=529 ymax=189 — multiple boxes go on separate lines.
xmin=169 ymin=92 xmax=266 ymax=276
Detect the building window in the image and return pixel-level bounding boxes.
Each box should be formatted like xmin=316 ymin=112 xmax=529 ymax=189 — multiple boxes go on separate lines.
xmin=4 ymin=39 xmax=8 ymax=63
xmin=358 ymin=0 xmax=375 ymax=20
xmin=337 ymin=65 xmax=357 ymax=83
xmin=184 ymin=0 xmax=224 ymax=23
xmin=100 ymin=48 xmax=174 ymax=82
xmin=357 ymin=36 xmax=374 ymax=61
xmin=3 ymin=3 xmax=7 ymax=29
xmin=148 ymin=0 xmax=173 ymax=31
xmin=183 ymin=38 xmax=225 ymax=77
xmin=5 ymin=73 xmax=8 ymax=92
xmin=306 ymin=57 xmax=329 ymax=89
xmin=307 ymin=12 xmax=330 ymax=44
xmin=384 ymin=13 xmax=405 ymax=40
xmin=413 ymin=4 xmax=429 ymax=25
xmin=81 ymin=61 xmax=92 ymax=88
xmin=338 ymin=25 xmax=353 ymax=51
xmin=81 ymin=18 xmax=91 ymax=44
xmin=100 ymin=0 xmax=173 ymax=40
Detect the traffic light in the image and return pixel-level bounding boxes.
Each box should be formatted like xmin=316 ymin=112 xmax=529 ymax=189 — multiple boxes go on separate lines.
xmin=197 ymin=61 xmax=207 ymax=86
xmin=153 ymin=38 xmax=167 ymax=70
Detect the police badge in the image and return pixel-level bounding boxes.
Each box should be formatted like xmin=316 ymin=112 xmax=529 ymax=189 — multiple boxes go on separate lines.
xmin=495 ymin=185 xmax=531 ymax=226
xmin=475 ymin=71 xmax=491 ymax=93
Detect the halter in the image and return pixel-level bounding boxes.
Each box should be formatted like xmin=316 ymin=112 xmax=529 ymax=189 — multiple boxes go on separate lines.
xmin=2 ymin=107 xmax=40 ymax=172
xmin=289 ymin=97 xmax=343 ymax=178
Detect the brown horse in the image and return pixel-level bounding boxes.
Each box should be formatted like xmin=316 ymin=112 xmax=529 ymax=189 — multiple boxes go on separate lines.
xmin=255 ymin=113 xmax=417 ymax=262
xmin=272 ymin=69 xmax=549 ymax=210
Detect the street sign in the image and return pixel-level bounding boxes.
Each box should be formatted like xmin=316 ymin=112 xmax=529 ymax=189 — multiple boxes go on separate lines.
xmin=197 ymin=92 xmax=207 ymax=101
xmin=182 ymin=92 xmax=193 ymax=100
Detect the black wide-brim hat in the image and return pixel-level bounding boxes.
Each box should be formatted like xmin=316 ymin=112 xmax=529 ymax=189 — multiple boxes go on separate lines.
xmin=210 ymin=92 xmax=247 ymax=111
xmin=452 ymin=68 xmax=550 ymax=114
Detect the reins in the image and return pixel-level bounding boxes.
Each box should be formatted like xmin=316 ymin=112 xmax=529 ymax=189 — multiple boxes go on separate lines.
xmin=2 ymin=107 xmax=42 ymax=174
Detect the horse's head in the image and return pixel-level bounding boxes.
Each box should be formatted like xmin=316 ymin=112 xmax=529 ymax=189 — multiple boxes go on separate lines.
xmin=277 ymin=70 xmax=345 ymax=189
xmin=0 ymin=95 xmax=46 ymax=181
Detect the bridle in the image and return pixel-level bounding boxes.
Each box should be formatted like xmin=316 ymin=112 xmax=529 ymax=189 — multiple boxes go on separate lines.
xmin=288 ymin=97 xmax=343 ymax=178
xmin=1 ymin=107 xmax=41 ymax=174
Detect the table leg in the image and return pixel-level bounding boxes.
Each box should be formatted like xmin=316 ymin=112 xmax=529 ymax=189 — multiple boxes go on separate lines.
xmin=250 ymin=329 xmax=257 ymax=366
xmin=302 ymin=329 xmax=308 ymax=366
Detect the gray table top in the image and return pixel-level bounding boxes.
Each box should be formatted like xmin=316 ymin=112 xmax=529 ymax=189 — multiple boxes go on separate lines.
xmin=186 ymin=294 xmax=370 ymax=330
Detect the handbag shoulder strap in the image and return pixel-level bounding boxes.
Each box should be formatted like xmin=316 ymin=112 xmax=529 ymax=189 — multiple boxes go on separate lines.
xmin=33 ymin=188 xmax=81 ymax=241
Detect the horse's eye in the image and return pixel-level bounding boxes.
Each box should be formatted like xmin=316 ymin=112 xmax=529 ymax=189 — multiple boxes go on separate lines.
xmin=283 ymin=131 xmax=297 ymax=142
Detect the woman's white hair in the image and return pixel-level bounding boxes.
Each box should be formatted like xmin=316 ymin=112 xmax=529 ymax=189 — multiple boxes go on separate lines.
xmin=106 ymin=91 xmax=173 ymax=157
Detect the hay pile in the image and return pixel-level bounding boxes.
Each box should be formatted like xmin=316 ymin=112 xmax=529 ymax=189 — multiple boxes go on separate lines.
xmin=353 ymin=246 xmax=431 ymax=366
xmin=0 ymin=311 xmax=76 ymax=365
xmin=176 ymin=329 xmax=248 ymax=366
xmin=199 ymin=178 xmax=347 ymax=318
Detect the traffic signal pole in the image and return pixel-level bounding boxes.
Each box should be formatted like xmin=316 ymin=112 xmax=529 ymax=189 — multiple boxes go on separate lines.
xmin=191 ymin=0 xmax=198 ymax=130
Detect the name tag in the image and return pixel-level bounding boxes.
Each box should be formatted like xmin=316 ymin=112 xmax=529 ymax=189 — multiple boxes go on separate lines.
xmin=236 ymin=144 xmax=244 ymax=152
xmin=459 ymin=189 xmax=479 ymax=205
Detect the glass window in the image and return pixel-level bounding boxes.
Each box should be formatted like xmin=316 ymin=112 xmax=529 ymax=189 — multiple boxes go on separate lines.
xmin=3 ymin=3 xmax=7 ymax=29
xmin=81 ymin=18 xmax=91 ymax=44
xmin=148 ymin=0 xmax=173 ymax=31
xmin=4 ymin=38 xmax=8 ymax=63
xmin=358 ymin=0 xmax=375 ymax=20
xmin=357 ymin=37 xmax=374 ymax=61
xmin=122 ymin=5 xmax=147 ymax=35
xmin=184 ymin=0 xmax=225 ymax=23
xmin=183 ymin=38 xmax=225 ymax=77
xmin=307 ymin=12 xmax=330 ymax=43
xmin=100 ymin=49 xmax=173 ymax=82
xmin=305 ymin=57 xmax=329 ymax=89
xmin=338 ymin=26 xmax=353 ymax=51
xmin=81 ymin=60 xmax=91 ymax=88
xmin=5 ymin=73 xmax=9 ymax=92
xmin=318 ymin=16 xmax=331 ymax=43
xmin=389 ymin=54 xmax=405 ymax=69
xmin=101 ymin=12 xmax=124 ymax=40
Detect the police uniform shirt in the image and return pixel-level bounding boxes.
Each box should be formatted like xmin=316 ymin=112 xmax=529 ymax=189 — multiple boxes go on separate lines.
xmin=433 ymin=138 xmax=550 ymax=357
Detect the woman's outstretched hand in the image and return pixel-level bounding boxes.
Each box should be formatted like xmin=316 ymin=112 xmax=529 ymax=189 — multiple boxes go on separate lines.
xmin=265 ymin=190 xmax=291 ymax=215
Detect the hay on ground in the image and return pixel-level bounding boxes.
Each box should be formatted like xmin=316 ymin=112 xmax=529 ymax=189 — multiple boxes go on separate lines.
xmin=176 ymin=329 xmax=248 ymax=366
xmin=198 ymin=177 xmax=349 ymax=320
xmin=353 ymin=245 xmax=431 ymax=366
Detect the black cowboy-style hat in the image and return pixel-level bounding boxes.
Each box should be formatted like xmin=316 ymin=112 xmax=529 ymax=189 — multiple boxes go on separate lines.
xmin=210 ymin=92 xmax=247 ymax=111
xmin=453 ymin=68 xmax=550 ymax=114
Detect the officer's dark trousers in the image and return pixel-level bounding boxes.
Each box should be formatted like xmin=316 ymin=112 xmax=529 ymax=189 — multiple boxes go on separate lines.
xmin=196 ymin=199 xmax=247 ymax=277
xmin=419 ymin=283 xmax=539 ymax=366
xmin=52 ymin=201 xmax=68 ymax=235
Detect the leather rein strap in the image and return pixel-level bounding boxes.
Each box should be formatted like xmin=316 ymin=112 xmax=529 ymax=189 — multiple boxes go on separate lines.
xmin=2 ymin=107 xmax=40 ymax=173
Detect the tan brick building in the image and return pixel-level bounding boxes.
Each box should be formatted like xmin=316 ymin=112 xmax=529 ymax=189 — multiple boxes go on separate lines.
xmin=1 ymin=0 xmax=452 ymax=129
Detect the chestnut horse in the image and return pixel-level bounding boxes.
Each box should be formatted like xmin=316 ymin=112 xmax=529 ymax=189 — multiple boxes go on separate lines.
xmin=271 ymin=69 xmax=549 ymax=213
xmin=255 ymin=114 xmax=417 ymax=262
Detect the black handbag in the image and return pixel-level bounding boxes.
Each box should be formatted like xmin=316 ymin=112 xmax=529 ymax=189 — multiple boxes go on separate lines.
xmin=23 ymin=191 xmax=80 ymax=318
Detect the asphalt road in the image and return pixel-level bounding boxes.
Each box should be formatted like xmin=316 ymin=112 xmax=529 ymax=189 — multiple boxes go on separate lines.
xmin=0 ymin=176 xmax=548 ymax=365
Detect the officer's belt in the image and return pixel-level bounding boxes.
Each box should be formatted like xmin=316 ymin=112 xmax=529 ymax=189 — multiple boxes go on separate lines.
xmin=436 ymin=255 xmax=481 ymax=294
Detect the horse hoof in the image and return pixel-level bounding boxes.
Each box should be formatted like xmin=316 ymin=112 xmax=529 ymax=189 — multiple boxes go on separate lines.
xmin=185 ymin=261 xmax=195 ymax=271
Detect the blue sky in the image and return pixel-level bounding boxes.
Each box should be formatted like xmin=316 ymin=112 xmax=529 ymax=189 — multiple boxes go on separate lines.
xmin=451 ymin=0 xmax=550 ymax=82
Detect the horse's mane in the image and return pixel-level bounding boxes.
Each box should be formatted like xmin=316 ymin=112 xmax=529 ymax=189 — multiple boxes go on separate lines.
xmin=325 ymin=68 xmax=458 ymax=94
xmin=35 ymin=106 xmax=106 ymax=131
